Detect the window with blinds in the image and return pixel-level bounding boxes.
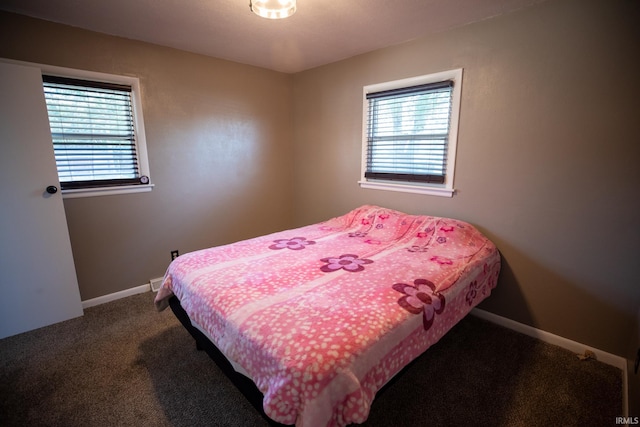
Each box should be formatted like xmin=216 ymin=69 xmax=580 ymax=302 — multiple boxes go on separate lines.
xmin=360 ymin=69 xmax=463 ymax=197
xmin=365 ymin=81 xmax=453 ymax=184
xmin=42 ymin=75 xmax=144 ymax=190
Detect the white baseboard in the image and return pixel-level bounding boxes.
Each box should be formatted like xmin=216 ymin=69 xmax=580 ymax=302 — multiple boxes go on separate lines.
xmin=81 ymin=283 xmax=151 ymax=309
xmin=471 ymin=308 xmax=629 ymax=417
xmin=471 ymin=308 xmax=626 ymax=369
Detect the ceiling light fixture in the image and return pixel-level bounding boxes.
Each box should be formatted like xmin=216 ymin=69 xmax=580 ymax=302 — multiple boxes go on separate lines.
xmin=249 ymin=0 xmax=297 ymax=19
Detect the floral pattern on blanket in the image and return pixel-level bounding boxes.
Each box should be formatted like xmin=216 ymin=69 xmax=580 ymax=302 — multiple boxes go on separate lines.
xmin=393 ymin=279 xmax=446 ymax=330
xmin=154 ymin=205 xmax=501 ymax=427
xmin=269 ymin=237 xmax=316 ymax=250
xmin=320 ymin=254 xmax=373 ymax=273
xmin=465 ymin=262 xmax=501 ymax=306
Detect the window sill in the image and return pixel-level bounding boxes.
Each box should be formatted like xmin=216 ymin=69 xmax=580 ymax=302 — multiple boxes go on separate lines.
xmin=62 ymin=184 xmax=154 ymax=199
xmin=358 ymin=180 xmax=454 ymax=197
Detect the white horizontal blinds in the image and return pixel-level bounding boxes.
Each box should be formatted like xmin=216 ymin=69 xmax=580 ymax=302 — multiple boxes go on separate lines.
xmin=42 ymin=75 xmax=140 ymax=190
xmin=365 ymin=81 xmax=453 ymax=184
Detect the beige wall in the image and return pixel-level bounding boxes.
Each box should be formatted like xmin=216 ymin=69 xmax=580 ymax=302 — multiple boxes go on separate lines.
xmin=0 ymin=12 xmax=294 ymax=301
xmin=292 ymin=0 xmax=640 ymax=360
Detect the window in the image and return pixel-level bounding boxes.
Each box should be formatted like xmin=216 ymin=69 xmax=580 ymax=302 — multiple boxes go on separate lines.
xmin=41 ymin=68 xmax=151 ymax=198
xmin=360 ymin=69 xmax=463 ymax=197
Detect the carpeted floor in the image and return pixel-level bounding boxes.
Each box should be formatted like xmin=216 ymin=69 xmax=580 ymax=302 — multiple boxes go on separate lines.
xmin=0 ymin=292 xmax=623 ymax=427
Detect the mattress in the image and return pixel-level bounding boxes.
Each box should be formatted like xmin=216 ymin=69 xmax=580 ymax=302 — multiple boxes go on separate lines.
xmin=155 ymin=205 xmax=500 ymax=426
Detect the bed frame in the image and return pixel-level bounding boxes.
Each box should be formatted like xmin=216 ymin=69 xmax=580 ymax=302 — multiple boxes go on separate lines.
xmin=168 ymin=295 xmax=287 ymax=426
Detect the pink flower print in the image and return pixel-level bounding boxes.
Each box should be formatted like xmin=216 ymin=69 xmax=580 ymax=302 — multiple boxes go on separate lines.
xmin=436 ymin=236 xmax=447 ymax=244
xmin=482 ymin=261 xmax=500 ymax=290
xmin=320 ymin=254 xmax=373 ymax=273
xmin=375 ymin=223 xmax=384 ymax=229
xmin=349 ymin=231 xmax=367 ymax=238
xmin=488 ymin=263 xmax=500 ymax=289
xmin=407 ymin=245 xmax=428 ymax=253
xmin=269 ymin=237 xmax=316 ymax=250
xmin=475 ymin=263 xmax=490 ymax=283
xmin=440 ymin=226 xmax=454 ymax=233
xmin=361 ymin=218 xmax=371 ymax=225
xmin=465 ymin=280 xmax=482 ymax=305
xmin=430 ymin=256 xmax=453 ymax=265
xmin=393 ymin=279 xmax=446 ymax=330
xmin=417 ymin=227 xmax=434 ymax=238
xmin=364 ymin=239 xmax=381 ymax=245
xmin=378 ymin=214 xmax=389 ymax=220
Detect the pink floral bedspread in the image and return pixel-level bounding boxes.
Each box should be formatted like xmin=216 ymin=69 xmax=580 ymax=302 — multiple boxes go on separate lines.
xmin=155 ymin=205 xmax=500 ymax=426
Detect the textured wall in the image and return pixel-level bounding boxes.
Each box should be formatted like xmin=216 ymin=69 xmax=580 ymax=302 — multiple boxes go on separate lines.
xmin=0 ymin=12 xmax=294 ymax=301
xmin=291 ymin=0 xmax=640 ymax=358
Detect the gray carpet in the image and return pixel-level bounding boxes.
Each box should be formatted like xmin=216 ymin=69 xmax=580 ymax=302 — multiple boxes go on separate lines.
xmin=0 ymin=292 xmax=622 ymax=427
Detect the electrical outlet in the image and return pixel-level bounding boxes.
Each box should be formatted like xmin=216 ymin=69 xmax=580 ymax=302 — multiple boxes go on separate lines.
xmin=171 ymin=250 xmax=179 ymax=261
xmin=150 ymin=277 xmax=164 ymax=292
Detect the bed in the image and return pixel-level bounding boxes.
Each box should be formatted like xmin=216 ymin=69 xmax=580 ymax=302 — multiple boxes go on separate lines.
xmin=155 ymin=205 xmax=500 ymax=426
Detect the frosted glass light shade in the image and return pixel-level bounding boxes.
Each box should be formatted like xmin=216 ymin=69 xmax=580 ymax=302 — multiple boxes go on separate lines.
xmin=250 ymin=0 xmax=297 ymax=19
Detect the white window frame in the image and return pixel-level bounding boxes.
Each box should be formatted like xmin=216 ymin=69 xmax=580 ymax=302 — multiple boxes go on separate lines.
xmin=359 ymin=68 xmax=463 ymax=197
xmin=4 ymin=59 xmax=152 ymax=199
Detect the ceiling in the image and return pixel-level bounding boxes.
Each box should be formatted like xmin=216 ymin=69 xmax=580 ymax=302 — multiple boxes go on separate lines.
xmin=0 ymin=0 xmax=547 ymax=74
